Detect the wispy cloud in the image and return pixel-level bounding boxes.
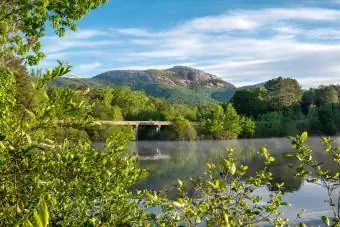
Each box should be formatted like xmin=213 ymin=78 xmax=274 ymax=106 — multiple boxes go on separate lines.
xmin=41 ymin=5 xmax=340 ymax=87
xmin=77 ymin=62 xmax=103 ymax=73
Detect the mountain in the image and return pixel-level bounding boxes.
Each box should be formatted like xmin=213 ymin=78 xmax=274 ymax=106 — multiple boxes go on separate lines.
xmin=93 ymin=66 xmax=233 ymax=88
xmin=53 ymin=66 xmax=237 ymax=104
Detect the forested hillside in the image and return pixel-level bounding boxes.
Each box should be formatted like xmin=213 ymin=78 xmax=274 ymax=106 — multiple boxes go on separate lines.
xmin=52 ymin=66 xmax=236 ymax=104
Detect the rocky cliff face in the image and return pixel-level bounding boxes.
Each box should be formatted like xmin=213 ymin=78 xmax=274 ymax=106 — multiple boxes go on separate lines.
xmin=93 ymin=66 xmax=234 ymax=89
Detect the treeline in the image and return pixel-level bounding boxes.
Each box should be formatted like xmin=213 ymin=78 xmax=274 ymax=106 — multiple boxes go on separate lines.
xmin=50 ymin=85 xmax=255 ymax=141
xmin=232 ymin=76 xmax=340 ymax=137
xmin=33 ymin=74 xmax=340 ymax=139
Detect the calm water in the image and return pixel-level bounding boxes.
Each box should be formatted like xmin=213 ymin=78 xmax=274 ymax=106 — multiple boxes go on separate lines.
xmin=128 ymin=137 xmax=340 ymax=224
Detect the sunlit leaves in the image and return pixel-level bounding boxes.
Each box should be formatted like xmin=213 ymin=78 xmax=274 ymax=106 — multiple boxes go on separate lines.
xmin=321 ymin=215 xmax=330 ymax=226
xmin=288 ymin=132 xmax=340 ymax=224
xmin=146 ymin=147 xmax=289 ymax=226
xmin=0 ymin=1 xmax=108 ymax=65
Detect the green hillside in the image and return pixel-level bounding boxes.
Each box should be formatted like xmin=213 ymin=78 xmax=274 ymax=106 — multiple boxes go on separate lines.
xmin=52 ymin=66 xmax=236 ymax=105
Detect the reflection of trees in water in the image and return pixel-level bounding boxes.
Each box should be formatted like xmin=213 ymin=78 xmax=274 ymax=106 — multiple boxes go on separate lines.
xmin=133 ymin=137 xmax=337 ymax=197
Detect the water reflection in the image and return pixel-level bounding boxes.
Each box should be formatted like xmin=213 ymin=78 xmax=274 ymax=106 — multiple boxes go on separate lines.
xmin=129 ymin=137 xmax=339 ymax=222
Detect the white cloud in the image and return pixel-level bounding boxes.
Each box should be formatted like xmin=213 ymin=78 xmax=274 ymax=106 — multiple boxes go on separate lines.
xmin=116 ymin=28 xmax=155 ymax=37
xmin=75 ymin=62 xmax=103 ymax=75
xmin=77 ymin=62 xmax=103 ymax=73
xmin=41 ymin=6 xmax=340 ymax=87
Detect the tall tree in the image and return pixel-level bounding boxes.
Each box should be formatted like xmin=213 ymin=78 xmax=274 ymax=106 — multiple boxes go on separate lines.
xmin=265 ymin=77 xmax=302 ymax=110
xmin=314 ymin=86 xmax=339 ymax=106
xmin=231 ymin=87 xmax=268 ymax=117
xmin=301 ymin=89 xmax=315 ymax=114
xmin=319 ymin=104 xmax=337 ymax=135
xmin=223 ymin=103 xmax=242 ymax=138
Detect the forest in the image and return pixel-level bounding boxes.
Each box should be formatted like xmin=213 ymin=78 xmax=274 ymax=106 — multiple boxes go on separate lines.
xmin=232 ymin=77 xmax=340 ymax=137
xmin=46 ymin=75 xmax=340 ymax=141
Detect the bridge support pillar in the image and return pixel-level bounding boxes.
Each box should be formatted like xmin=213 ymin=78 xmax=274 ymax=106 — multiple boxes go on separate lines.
xmin=156 ymin=125 xmax=161 ymax=133
xmin=135 ymin=125 xmax=139 ymax=140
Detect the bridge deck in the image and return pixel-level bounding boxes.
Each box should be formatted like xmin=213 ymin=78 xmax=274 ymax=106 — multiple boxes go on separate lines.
xmin=98 ymin=121 xmax=172 ymax=126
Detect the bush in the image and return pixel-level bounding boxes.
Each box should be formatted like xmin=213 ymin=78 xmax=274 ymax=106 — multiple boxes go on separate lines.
xmin=169 ymin=116 xmax=197 ymax=140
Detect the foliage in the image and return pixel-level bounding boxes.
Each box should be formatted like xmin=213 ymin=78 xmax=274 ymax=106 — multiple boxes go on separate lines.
xmin=231 ymin=87 xmax=268 ymax=117
xmin=169 ymin=116 xmax=197 ymax=141
xmin=200 ymin=103 xmax=246 ymax=139
xmin=86 ymin=124 xmax=135 ymax=142
xmin=288 ymin=132 xmax=340 ymax=225
xmin=223 ymin=103 xmax=242 ymax=138
xmin=0 ymin=63 xmax=148 ymax=226
xmin=0 ymin=0 xmax=108 ymax=65
xmin=265 ymin=77 xmax=302 ymax=111
xmin=319 ymin=105 xmax=338 ymax=136
xmin=256 ymin=112 xmax=281 ymax=137
xmin=239 ymin=116 xmax=256 ymax=138
xmin=54 ymin=75 xmax=236 ymax=105
xmin=16 ymin=196 xmax=50 ymax=227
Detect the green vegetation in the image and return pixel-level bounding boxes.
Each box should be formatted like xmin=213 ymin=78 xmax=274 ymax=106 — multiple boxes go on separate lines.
xmin=169 ymin=116 xmax=197 ymax=140
xmin=53 ymin=67 xmax=236 ymax=105
xmin=46 ymin=84 xmax=250 ymax=141
xmin=232 ymin=77 xmax=340 ymax=137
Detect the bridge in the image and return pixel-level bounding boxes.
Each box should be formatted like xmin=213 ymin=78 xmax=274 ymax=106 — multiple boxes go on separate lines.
xmin=98 ymin=121 xmax=172 ymax=126
xmin=98 ymin=121 xmax=172 ymax=139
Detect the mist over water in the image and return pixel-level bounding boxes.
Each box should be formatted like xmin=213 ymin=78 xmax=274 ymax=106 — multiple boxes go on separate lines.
xmin=129 ymin=137 xmax=340 ymax=223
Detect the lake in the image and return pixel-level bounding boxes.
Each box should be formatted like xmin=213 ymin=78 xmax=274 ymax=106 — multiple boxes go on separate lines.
xmin=129 ymin=137 xmax=339 ymax=225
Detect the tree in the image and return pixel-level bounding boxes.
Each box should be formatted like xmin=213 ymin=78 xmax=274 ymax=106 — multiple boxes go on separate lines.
xmin=314 ymin=86 xmax=339 ymax=106
xmin=170 ymin=116 xmax=197 ymax=140
xmin=231 ymin=87 xmax=268 ymax=118
xmin=265 ymin=77 xmax=302 ymax=110
xmin=223 ymin=103 xmax=242 ymax=138
xmin=0 ymin=65 xmax=149 ymax=225
xmin=200 ymin=104 xmax=225 ymax=139
xmin=318 ymin=104 xmax=337 ymax=135
xmin=307 ymin=105 xmax=321 ymax=134
xmin=301 ymin=89 xmax=315 ymax=114
xmin=0 ymin=0 xmax=108 ymax=65
xmin=258 ymin=112 xmax=281 ymax=137
xmin=2 ymin=57 xmax=35 ymax=112
xmin=239 ymin=116 xmax=256 ymax=138
xmin=112 ymin=105 xmax=123 ymax=120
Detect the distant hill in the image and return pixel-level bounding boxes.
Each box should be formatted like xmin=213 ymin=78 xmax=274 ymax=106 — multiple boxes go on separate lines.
xmin=238 ymin=82 xmax=265 ymax=91
xmin=53 ymin=66 xmax=237 ymax=105
xmin=93 ymin=66 xmax=233 ymax=88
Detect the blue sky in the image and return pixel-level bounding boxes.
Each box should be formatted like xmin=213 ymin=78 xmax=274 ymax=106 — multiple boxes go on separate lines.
xmin=39 ymin=0 xmax=340 ymax=87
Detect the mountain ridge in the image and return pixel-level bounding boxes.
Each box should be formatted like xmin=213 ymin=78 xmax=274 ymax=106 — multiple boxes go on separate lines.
xmin=52 ymin=66 xmax=249 ymax=104
xmin=92 ymin=66 xmax=234 ymax=89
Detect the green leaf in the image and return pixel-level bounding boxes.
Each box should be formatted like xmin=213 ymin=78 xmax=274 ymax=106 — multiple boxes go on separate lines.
xmin=301 ymin=132 xmax=308 ymax=143
xmin=26 ymin=134 xmax=32 ymax=146
xmin=33 ymin=210 xmax=43 ymax=227
xmin=321 ymin=215 xmax=330 ymax=226
xmin=26 ymin=220 xmax=34 ymax=227
xmin=268 ymin=156 xmax=275 ymax=162
xmin=25 ymin=109 xmax=36 ymax=118
xmin=177 ymin=179 xmax=183 ymax=188
xmin=230 ymin=163 xmax=236 ymax=175
xmin=38 ymin=199 xmax=49 ymax=226
xmin=173 ymin=201 xmax=184 ymax=208
xmin=260 ymin=147 xmax=269 ymax=157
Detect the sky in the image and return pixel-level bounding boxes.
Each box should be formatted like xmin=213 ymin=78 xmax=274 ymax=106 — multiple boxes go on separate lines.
xmin=39 ymin=0 xmax=340 ymax=87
